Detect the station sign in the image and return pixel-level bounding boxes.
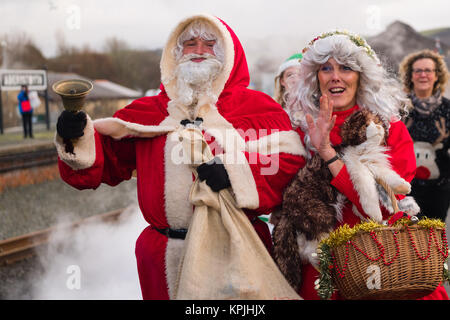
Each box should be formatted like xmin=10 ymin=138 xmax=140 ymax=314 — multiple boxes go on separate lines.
xmin=0 ymin=69 xmax=47 ymax=91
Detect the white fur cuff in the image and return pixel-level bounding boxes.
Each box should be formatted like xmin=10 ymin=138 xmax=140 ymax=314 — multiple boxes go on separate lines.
xmin=54 ymin=114 xmax=96 ymax=170
xmin=245 ymin=130 xmax=306 ymax=157
xmin=94 ymin=117 xmax=176 ymax=140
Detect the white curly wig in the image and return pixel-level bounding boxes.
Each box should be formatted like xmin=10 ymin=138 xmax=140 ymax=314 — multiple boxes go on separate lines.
xmin=287 ymin=31 xmax=409 ymax=132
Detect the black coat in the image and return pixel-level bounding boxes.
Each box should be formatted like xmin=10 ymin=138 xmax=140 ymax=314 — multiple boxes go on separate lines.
xmin=406 ymin=96 xmax=450 ymax=186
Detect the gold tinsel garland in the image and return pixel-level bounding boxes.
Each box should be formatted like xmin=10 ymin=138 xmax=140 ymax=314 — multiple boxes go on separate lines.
xmin=320 ymin=218 xmax=446 ymax=249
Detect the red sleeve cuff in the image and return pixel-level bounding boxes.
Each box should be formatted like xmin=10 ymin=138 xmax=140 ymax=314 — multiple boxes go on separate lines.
xmin=330 ymin=165 xmax=350 ymax=191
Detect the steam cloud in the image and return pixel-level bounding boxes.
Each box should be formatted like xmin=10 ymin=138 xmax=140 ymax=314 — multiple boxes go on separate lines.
xmin=31 ymin=204 xmax=147 ymax=299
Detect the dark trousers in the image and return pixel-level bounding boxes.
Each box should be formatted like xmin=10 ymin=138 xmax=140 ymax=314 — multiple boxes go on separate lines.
xmin=412 ymin=180 xmax=450 ymax=222
xmin=22 ymin=112 xmax=33 ymax=138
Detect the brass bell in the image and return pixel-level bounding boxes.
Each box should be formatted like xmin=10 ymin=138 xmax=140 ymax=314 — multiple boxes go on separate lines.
xmin=52 ymin=79 xmax=93 ymax=112
xmin=52 ymin=79 xmax=93 ymax=154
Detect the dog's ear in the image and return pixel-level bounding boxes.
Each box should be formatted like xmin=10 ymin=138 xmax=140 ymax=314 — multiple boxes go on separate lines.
xmin=340 ymin=110 xmax=369 ymax=146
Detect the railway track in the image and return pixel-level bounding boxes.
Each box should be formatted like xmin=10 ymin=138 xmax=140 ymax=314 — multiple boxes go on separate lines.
xmin=0 ymin=141 xmax=57 ymax=173
xmin=0 ymin=208 xmax=125 ymax=266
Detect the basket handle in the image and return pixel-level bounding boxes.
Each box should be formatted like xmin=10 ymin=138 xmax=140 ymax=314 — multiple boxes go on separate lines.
xmin=375 ymin=178 xmax=400 ymax=213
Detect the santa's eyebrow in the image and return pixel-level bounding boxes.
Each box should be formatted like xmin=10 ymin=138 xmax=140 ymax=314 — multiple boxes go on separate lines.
xmin=183 ymin=37 xmax=216 ymax=43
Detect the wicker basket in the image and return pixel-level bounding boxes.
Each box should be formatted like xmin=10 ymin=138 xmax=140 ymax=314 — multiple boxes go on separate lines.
xmin=330 ymin=225 xmax=447 ymax=300
xmin=324 ymin=180 xmax=448 ymax=300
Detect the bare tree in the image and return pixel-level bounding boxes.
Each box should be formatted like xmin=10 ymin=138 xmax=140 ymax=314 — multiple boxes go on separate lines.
xmin=0 ymin=32 xmax=46 ymax=69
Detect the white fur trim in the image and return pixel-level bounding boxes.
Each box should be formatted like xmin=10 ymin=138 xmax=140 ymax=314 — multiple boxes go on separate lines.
xmin=94 ymin=117 xmax=176 ymax=140
xmin=54 ymin=114 xmax=96 ymax=170
xmin=245 ymin=130 xmax=306 ymax=156
xmin=165 ymin=238 xmax=186 ymax=299
xmin=163 ymin=129 xmax=195 ymax=229
xmin=160 ymin=14 xmax=235 ymax=103
xmin=277 ymin=59 xmax=301 ymax=76
xmin=201 ymin=104 xmax=259 ymax=209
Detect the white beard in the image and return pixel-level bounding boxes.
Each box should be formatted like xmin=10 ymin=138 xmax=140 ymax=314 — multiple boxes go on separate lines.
xmin=174 ymin=53 xmax=223 ymax=108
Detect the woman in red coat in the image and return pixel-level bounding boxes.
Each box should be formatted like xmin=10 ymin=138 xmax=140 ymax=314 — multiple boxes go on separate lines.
xmin=278 ymin=30 xmax=449 ymax=300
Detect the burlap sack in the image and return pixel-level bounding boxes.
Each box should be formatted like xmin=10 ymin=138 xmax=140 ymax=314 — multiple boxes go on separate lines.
xmin=174 ymin=127 xmax=301 ymax=300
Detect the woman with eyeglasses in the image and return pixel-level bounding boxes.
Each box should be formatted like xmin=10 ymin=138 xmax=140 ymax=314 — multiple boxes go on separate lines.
xmin=399 ymin=49 xmax=450 ymax=222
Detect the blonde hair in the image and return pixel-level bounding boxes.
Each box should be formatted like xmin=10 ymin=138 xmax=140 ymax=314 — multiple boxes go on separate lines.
xmin=273 ymin=73 xmax=286 ymax=107
xmin=274 ymin=55 xmax=302 ymax=108
xmin=399 ymin=49 xmax=449 ymax=95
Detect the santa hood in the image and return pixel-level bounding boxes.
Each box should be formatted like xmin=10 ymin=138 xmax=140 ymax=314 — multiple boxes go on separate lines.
xmin=92 ymin=14 xmax=252 ymax=138
xmin=160 ymin=13 xmax=249 ymax=104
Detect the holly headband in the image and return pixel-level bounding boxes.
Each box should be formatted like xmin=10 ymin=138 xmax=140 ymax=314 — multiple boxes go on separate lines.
xmin=301 ymin=30 xmax=376 ymax=59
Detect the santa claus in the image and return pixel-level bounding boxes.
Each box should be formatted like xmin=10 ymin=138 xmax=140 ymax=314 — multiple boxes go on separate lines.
xmin=55 ymin=14 xmax=306 ymax=299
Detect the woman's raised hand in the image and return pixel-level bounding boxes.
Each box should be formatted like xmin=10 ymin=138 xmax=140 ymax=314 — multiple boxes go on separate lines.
xmin=305 ymin=95 xmax=343 ymax=175
xmin=305 ymin=95 xmax=336 ymax=159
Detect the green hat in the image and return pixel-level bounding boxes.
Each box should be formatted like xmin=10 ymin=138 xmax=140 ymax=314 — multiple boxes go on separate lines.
xmin=277 ymin=53 xmax=303 ymax=76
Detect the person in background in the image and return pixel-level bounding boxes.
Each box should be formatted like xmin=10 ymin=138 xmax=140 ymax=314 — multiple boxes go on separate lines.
xmin=399 ymin=49 xmax=450 ymax=222
xmin=17 ymin=85 xmax=34 ymax=138
xmin=273 ymin=53 xmax=302 ymax=112
xmin=263 ymin=53 xmax=303 ymax=227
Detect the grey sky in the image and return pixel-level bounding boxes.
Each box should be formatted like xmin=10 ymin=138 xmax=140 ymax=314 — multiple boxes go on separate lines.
xmin=1 ymin=0 xmax=449 ymax=57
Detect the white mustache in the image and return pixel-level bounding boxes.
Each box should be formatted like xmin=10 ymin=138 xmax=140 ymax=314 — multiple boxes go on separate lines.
xmin=174 ymin=53 xmax=223 ymax=106
xmin=178 ymin=53 xmax=218 ymax=64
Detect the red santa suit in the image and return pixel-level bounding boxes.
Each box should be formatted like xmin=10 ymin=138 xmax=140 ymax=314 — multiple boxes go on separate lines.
xmin=55 ymin=14 xmax=305 ymax=299
xmin=295 ymin=105 xmax=449 ymax=300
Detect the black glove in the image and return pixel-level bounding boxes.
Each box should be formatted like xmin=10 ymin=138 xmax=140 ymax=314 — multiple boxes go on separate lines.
xmin=57 ymin=110 xmax=87 ymax=140
xmin=197 ymin=157 xmax=231 ymax=192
